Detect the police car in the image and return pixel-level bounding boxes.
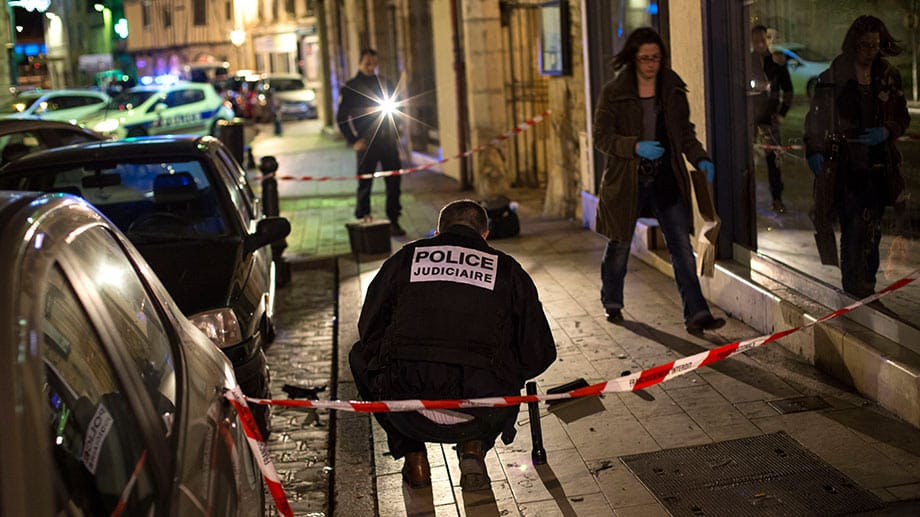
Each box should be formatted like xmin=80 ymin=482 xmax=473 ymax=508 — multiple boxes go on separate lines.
xmin=0 ymin=89 xmax=110 ymax=123
xmin=82 ymin=81 xmax=234 ymax=138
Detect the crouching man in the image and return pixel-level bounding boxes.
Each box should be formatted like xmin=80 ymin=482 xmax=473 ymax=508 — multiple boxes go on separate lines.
xmin=350 ymin=199 xmax=557 ymax=491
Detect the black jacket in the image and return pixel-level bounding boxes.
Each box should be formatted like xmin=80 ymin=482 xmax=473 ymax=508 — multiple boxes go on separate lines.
xmin=336 ymin=72 xmax=399 ymax=148
xmin=353 ymin=225 xmax=556 ymax=401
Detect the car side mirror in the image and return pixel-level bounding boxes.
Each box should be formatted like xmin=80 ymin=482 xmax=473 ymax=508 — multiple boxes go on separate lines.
xmin=244 ymin=216 xmax=291 ymax=254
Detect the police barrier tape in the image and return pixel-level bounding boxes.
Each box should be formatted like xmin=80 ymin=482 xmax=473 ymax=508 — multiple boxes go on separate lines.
xmin=755 ymin=133 xmax=920 ymax=152
xmin=224 ymin=386 xmax=294 ymax=517
xmin=243 ymin=268 xmax=920 ymax=411
xmin=230 ymin=270 xmax=919 ymax=515
xmin=253 ymin=110 xmax=551 ymax=182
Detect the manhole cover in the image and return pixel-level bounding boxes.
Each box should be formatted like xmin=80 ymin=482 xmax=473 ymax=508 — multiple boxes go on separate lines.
xmin=767 ymin=396 xmax=831 ymax=415
xmin=620 ymin=431 xmax=882 ymax=516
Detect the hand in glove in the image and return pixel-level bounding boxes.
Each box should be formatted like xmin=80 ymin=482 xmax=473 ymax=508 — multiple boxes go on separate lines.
xmin=697 ymin=160 xmax=715 ymax=182
xmin=635 ymin=140 xmax=665 ymax=160
xmin=807 ymin=153 xmax=825 ymax=176
xmin=852 ymin=127 xmax=889 ymax=146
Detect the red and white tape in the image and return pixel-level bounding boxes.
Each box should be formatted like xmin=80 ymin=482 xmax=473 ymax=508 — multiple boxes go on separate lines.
xmin=224 ymin=386 xmax=293 ymax=517
xmin=254 ymin=110 xmax=551 ymax=182
xmin=244 ymin=268 xmax=919 ymax=412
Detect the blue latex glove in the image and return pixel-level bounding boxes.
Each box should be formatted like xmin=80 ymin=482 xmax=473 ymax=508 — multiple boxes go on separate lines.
xmin=697 ymin=160 xmax=715 ymax=182
xmin=807 ymin=153 xmax=824 ymax=176
xmin=636 ymin=140 xmax=665 ymax=160
xmin=852 ymin=127 xmax=889 ymax=146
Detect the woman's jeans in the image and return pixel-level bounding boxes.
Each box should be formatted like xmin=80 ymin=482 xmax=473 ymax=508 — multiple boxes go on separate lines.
xmin=601 ymin=185 xmax=710 ymax=322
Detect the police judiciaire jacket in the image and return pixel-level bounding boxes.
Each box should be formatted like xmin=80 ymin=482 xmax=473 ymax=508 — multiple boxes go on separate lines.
xmin=353 ymin=224 xmax=557 ymax=402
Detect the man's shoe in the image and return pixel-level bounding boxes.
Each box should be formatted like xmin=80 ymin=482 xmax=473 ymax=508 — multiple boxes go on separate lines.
xmin=401 ymin=451 xmax=431 ymax=489
xmin=771 ymin=199 xmax=786 ymax=214
xmin=605 ymin=308 xmax=624 ymax=324
xmin=686 ymin=313 xmax=726 ymax=334
xmin=457 ymin=440 xmax=490 ymax=492
xmin=390 ymin=222 xmax=406 ymax=236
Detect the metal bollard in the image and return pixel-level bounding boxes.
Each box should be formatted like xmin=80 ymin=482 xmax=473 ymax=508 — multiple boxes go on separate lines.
xmin=527 ymin=381 xmax=547 ymax=465
xmin=259 ymin=156 xmax=290 ymax=287
xmin=217 ymin=118 xmax=246 ymax=166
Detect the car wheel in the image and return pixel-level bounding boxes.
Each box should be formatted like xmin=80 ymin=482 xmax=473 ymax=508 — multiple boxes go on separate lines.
xmin=126 ymin=127 xmax=146 ymax=137
xmin=807 ymin=78 xmax=818 ymax=98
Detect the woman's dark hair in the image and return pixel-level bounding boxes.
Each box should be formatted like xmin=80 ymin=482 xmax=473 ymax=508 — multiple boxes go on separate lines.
xmin=611 ymin=27 xmax=668 ymax=72
xmin=841 ymin=15 xmax=902 ymax=57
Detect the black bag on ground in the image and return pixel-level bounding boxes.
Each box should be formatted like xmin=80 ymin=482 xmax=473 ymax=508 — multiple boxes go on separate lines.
xmin=479 ymin=195 xmax=520 ymax=239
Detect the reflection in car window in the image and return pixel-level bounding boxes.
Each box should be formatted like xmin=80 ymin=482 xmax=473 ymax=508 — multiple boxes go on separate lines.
xmin=42 ymin=264 xmax=159 ymax=515
xmin=67 ymin=227 xmax=178 ymax=416
xmin=0 ymin=160 xmax=229 ymax=238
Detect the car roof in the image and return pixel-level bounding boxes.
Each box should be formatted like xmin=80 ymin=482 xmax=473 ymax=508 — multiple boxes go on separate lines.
xmin=1 ymin=135 xmax=216 ymax=171
xmin=0 ymin=119 xmax=105 ymax=138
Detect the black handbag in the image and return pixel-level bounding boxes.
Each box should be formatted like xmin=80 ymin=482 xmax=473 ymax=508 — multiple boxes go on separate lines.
xmin=479 ymin=195 xmax=520 ymax=239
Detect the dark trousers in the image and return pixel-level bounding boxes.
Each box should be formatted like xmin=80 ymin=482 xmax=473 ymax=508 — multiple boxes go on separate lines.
xmin=355 ymin=144 xmax=402 ymax=222
xmin=601 ymin=184 xmax=710 ymax=322
xmin=757 ymin=122 xmax=784 ymax=201
xmin=838 ymin=190 xmax=884 ymax=298
xmin=348 ymin=346 xmax=512 ymax=459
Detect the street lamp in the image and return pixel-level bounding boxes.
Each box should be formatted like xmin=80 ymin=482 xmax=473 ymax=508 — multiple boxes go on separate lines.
xmin=230 ymin=29 xmax=246 ymax=69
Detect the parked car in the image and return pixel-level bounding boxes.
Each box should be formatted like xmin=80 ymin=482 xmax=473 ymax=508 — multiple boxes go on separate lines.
xmin=254 ymin=73 xmax=318 ymax=122
xmin=0 ymin=190 xmax=265 ymax=515
xmin=0 ymin=88 xmax=109 ymax=123
xmin=0 ymin=119 xmax=105 ymax=167
xmin=82 ymin=81 xmax=234 ymax=138
xmin=771 ymin=43 xmax=831 ymax=98
xmin=0 ymin=135 xmax=290 ymax=436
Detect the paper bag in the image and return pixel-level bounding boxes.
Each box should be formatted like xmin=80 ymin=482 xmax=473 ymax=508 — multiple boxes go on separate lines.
xmin=689 ymin=168 xmax=720 ymax=277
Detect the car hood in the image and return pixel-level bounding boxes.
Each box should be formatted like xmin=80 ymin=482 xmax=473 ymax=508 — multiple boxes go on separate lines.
xmin=131 ymin=238 xmax=245 ymax=318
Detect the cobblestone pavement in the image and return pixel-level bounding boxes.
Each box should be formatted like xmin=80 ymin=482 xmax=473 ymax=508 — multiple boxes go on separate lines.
xmin=264 ymin=260 xmax=337 ymax=516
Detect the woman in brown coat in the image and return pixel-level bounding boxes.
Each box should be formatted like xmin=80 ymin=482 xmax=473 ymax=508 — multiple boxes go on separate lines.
xmin=593 ymin=27 xmax=724 ymax=333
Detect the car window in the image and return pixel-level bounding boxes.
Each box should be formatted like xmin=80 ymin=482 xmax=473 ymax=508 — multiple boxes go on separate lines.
xmin=213 ymin=148 xmax=255 ymax=224
xmin=0 ymin=131 xmax=44 ymax=165
xmin=42 ymin=264 xmax=160 ymax=515
xmin=1 ymin=160 xmax=230 ymax=238
xmin=107 ymin=90 xmax=156 ymax=111
xmin=269 ymin=78 xmax=305 ymax=91
xmin=165 ymin=88 xmax=205 ymax=108
xmin=68 ymin=227 xmax=178 ymax=417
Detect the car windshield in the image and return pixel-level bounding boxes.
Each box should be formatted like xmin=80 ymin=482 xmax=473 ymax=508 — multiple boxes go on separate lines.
xmin=0 ymin=94 xmax=41 ymax=114
xmin=0 ymin=159 xmax=230 ymax=239
xmin=106 ymin=90 xmax=157 ymax=111
xmin=268 ymin=78 xmax=305 ymax=91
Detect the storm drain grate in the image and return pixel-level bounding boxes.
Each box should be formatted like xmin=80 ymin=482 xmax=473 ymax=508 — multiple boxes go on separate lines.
xmin=766 ymin=396 xmax=831 ymax=415
xmin=620 ymin=431 xmax=883 ymax=516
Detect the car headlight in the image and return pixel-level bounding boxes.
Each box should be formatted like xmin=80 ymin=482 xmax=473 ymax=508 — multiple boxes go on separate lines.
xmin=189 ymin=308 xmax=243 ymax=348
xmin=93 ymin=118 xmax=120 ymax=133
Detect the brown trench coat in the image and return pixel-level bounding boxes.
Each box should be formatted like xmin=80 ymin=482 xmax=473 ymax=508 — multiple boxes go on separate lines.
xmin=593 ymin=68 xmax=710 ymax=243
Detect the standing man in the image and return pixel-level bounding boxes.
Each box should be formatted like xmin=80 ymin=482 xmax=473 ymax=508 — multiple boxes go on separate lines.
xmin=350 ymin=200 xmax=556 ymax=491
xmin=337 ymin=48 xmax=406 ymax=236
xmin=750 ymin=25 xmax=794 ymax=213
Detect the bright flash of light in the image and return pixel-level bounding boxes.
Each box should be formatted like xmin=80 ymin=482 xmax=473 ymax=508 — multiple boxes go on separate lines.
xmin=378 ymin=96 xmax=399 ymax=116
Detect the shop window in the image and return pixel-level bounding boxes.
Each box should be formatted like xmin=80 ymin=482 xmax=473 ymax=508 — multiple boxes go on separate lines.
xmin=740 ymin=1 xmax=920 ymax=328
xmin=193 ymin=0 xmax=206 ymax=26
